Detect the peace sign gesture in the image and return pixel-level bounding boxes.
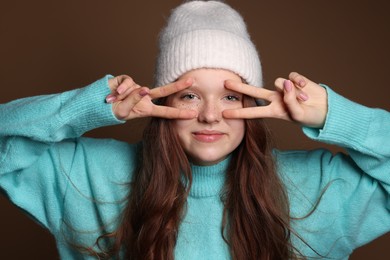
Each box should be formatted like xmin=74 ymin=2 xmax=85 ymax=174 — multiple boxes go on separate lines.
xmin=223 ymin=72 xmax=328 ymax=128
xmin=106 ymin=75 xmax=197 ymax=121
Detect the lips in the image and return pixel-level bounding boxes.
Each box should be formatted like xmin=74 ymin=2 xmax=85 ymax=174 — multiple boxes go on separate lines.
xmin=192 ymin=130 xmax=225 ymax=143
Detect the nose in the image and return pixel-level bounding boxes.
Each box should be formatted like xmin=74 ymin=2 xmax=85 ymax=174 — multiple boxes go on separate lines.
xmin=198 ymin=101 xmax=222 ymax=124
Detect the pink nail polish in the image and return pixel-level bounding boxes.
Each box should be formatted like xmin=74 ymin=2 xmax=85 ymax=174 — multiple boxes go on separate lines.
xmin=117 ymin=85 xmax=125 ymax=94
xmin=139 ymin=89 xmax=149 ymax=97
xmin=299 ymin=93 xmax=309 ymax=101
xmin=299 ymin=80 xmax=306 ymax=87
xmin=284 ymin=80 xmax=292 ymax=92
xmin=105 ymin=95 xmax=116 ymax=103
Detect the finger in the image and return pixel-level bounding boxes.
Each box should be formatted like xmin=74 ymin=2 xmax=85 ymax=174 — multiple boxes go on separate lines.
xmin=289 ymin=72 xmax=307 ymax=88
xmin=113 ymin=87 xmax=150 ymax=120
xmin=150 ymin=78 xmax=194 ymax=99
xmin=297 ymin=91 xmax=309 ymax=102
xmin=115 ymin=76 xmax=136 ymax=94
xmin=224 ymin=80 xmax=275 ymax=101
xmin=274 ymin=77 xmax=287 ymax=92
xmin=108 ymin=75 xmax=130 ymax=92
xmin=105 ymin=94 xmax=117 ymax=103
xmin=275 ymin=77 xmax=309 ymax=102
xmin=116 ymin=83 xmax=143 ymax=101
xmin=108 ymin=76 xmax=141 ymax=104
xmin=275 ymin=76 xmax=304 ymax=90
xmin=283 ymin=80 xmax=304 ymax=120
xmin=223 ymin=106 xmax=273 ymax=119
xmin=107 ymin=83 xmax=143 ymax=104
xmin=151 ymin=105 xmax=198 ymax=119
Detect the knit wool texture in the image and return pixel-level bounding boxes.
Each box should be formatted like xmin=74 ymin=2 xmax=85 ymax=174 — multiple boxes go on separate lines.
xmin=155 ymin=0 xmax=262 ymax=87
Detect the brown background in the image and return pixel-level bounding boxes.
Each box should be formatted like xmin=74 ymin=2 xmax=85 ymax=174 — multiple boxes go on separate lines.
xmin=1 ymin=0 xmax=389 ymax=259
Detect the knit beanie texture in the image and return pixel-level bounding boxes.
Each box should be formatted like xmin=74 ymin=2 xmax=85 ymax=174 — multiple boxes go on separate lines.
xmin=155 ymin=0 xmax=262 ymax=87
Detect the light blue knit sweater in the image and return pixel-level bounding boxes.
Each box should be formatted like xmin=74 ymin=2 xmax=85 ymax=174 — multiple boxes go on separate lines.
xmin=1 ymin=76 xmax=389 ymax=259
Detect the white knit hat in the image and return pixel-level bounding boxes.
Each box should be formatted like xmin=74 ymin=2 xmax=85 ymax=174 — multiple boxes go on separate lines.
xmin=155 ymin=0 xmax=262 ymax=88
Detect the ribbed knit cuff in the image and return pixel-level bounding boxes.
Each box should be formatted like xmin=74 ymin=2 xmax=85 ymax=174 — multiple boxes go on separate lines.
xmin=303 ymin=85 xmax=372 ymax=151
xmin=59 ymin=75 xmax=125 ymax=136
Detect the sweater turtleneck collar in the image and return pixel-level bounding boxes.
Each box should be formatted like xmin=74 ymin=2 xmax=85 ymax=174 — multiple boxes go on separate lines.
xmin=189 ymin=156 xmax=231 ymax=198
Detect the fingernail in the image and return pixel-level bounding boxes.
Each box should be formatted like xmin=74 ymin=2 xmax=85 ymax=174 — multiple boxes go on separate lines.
xmin=185 ymin=78 xmax=194 ymax=85
xmin=105 ymin=95 xmax=116 ymax=103
xmin=299 ymin=80 xmax=306 ymax=87
xmin=117 ymin=85 xmax=125 ymax=94
xmin=139 ymin=89 xmax=149 ymax=97
xmin=299 ymin=93 xmax=309 ymax=101
xmin=284 ymin=80 xmax=292 ymax=92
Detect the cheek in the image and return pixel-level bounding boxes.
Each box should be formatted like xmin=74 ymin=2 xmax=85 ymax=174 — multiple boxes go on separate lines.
xmin=173 ymin=101 xmax=200 ymax=111
xmin=172 ymin=118 xmax=193 ymax=133
xmin=168 ymin=95 xmax=201 ymax=110
xmin=228 ymin=119 xmax=245 ymax=139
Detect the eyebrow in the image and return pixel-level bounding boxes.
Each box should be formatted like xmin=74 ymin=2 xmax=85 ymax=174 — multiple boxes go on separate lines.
xmin=176 ymin=79 xmax=243 ymax=96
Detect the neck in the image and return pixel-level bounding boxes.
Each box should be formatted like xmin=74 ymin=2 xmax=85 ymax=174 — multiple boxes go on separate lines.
xmin=189 ymin=156 xmax=230 ymax=197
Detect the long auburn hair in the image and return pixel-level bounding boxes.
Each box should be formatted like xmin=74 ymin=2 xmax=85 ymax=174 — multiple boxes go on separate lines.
xmin=90 ymin=97 xmax=300 ymax=259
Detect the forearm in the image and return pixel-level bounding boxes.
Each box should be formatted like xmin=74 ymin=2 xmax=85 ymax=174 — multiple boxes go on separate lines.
xmin=303 ymin=86 xmax=390 ymax=181
xmin=0 ymin=75 xmax=124 ymax=174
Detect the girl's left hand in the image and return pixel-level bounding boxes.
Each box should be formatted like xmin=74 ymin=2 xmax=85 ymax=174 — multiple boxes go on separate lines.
xmin=223 ymin=72 xmax=328 ymax=128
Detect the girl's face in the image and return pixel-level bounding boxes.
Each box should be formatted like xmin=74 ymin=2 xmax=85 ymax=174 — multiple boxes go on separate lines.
xmin=168 ymin=69 xmax=245 ymax=166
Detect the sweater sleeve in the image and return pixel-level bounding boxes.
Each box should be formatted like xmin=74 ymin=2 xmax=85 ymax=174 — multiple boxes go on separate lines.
xmin=0 ymin=75 xmax=125 ymax=232
xmin=276 ymin=86 xmax=390 ymax=258
xmin=303 ymin=85 xmax=390 ymax=184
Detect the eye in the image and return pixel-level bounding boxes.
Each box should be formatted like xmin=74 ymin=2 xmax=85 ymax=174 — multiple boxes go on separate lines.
xmin=224 ymin=95 xmax=240 ymax=101
xmin=181 ymin=93 xmax=199 ymax=100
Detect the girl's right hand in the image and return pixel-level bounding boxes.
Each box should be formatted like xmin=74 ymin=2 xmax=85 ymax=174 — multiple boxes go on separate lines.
xmin=106 ymin=75 xmax=198 ymax=121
